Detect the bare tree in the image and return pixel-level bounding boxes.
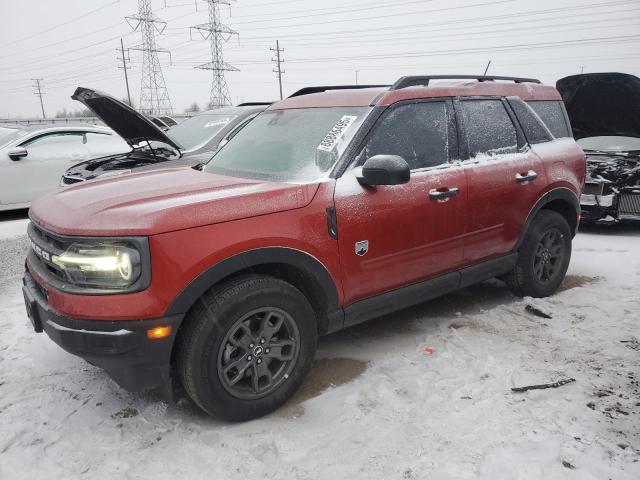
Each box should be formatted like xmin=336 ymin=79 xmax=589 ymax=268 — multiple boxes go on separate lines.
xmin=185 ymin=102 xmax=201 ymax=113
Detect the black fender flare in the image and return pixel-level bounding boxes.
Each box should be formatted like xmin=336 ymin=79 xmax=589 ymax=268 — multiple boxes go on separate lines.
xmin=514 ymin=187 xmax=580 ymax=251
xmin=164 ymin=247 xmax=340 ymax=318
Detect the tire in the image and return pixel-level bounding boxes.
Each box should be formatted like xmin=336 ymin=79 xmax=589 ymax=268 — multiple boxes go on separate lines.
xmin=176 ymin=274 xmax=317 ymax=421
xmin=505 ymin=210 xmax=572 ymax=298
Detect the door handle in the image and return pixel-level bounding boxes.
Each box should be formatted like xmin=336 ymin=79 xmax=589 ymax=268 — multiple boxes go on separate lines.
xmin=429 ymin=187 xmax=459 ymax=202
xmin=515 ymin=170 xmax=538 ymax=184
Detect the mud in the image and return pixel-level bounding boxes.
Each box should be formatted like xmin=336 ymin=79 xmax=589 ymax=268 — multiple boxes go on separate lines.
xmin=278 ymin=358 xmax=367 ymax=417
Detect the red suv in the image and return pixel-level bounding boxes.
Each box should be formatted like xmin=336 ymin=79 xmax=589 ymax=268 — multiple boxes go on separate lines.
xmin=23 ymin=75 xmax=585 ymax=421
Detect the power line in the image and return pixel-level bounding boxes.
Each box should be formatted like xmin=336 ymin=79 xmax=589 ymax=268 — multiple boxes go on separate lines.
xmin=190 ymin=0 xmax=239 ymax=108
xmin=0 ymin=1 xmax=121 ymax=48
xmin=270 ymin=40 xmax=285 ymax=100
xmin=118 ymin=38 xmax=133 ymax=106
xmin=31 ymin=78 xmax=46 ymax=119
xmin=237 ymin=0 xmax=638 ymax=39
xmin=126 ymin=0 xmax=173 ymax=115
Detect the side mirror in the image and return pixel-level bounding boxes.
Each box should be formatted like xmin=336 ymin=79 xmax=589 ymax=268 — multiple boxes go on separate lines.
xmin=358 ymin=155 xmax=410 ymax=186
xmin=7 ymin=147 xmax=28 ymax=161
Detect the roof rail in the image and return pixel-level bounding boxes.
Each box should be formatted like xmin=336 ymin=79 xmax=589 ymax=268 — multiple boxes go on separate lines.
xmin=236 ymin=102 xmax=273 ymax=107
xmin=288 ymin=85 xmax=389 ymax=98
xmin=391 ymin=75 xmax=542 ymax=90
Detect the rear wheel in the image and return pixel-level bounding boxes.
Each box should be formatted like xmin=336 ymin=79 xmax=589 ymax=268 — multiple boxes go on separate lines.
xmin=505 ymin=210 xmax=572 ymax=297
xmin=176 ymin=275 xmax=317 ymax=421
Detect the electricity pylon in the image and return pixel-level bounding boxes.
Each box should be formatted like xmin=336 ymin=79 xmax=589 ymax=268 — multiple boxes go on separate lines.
xmin=191 ymin=0 xmax=238 ymax=109
xmin=126 ymin=0 xmax=173 ymax=115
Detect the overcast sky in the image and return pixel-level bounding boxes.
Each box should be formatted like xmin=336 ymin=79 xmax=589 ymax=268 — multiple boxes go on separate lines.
xmin=0 ymin=0 xmax=639 ymax=118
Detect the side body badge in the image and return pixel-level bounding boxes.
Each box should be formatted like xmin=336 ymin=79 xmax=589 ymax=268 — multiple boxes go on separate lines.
xmin=355 ymin=240 xmax=369 ymax=256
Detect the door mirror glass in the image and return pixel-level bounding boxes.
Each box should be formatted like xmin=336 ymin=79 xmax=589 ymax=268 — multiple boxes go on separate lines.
xmin=7 ymin=146 xmax=28 ymax=161
xmin=359 ymin=155 xmax=410 ymax=186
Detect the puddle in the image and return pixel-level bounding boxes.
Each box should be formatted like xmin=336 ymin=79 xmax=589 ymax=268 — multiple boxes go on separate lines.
xmin=278 ymin=358 xmax=367 ymax=417
xmin=558 ymin=275 xmax=599 ymax=292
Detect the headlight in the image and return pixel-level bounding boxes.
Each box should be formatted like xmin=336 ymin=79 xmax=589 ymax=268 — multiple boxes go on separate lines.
xmin=52 ymin=243 xmax=142 ymax=289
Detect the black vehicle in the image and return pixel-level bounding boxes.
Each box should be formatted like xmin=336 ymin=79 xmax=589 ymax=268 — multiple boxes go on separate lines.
xmin=61 ymin=88 xmax=269 ymax=184
xmin=557 ymin=73 xmax=640 ymax=224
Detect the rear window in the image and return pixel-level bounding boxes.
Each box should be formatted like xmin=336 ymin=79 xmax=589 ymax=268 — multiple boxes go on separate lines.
xmin=527 ymin=101 xmax=571 ymax=138
xmin=459 ymin=99 xmax=518 ymax=158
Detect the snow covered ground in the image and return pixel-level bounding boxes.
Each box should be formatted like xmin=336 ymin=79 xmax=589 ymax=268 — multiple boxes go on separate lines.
xmin=0 ymin=221 xmax=638 ymax=479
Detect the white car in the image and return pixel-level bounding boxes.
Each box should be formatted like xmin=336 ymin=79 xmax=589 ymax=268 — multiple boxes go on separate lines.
xmin=0 ymin=124 xmax=128 ymax=211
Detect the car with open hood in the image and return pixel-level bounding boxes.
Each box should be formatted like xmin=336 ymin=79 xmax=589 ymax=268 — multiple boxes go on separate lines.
xmin=557 ymin=72 xmax=640 ymax=224
xmin=61 ymin=88 xmax=268 ymax=184
xmin=23 ymin=75 xmax=584 ymax=421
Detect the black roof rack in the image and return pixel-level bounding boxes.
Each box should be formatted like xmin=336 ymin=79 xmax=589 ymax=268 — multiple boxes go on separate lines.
xmin=391 ymin=75 xmax=542 ymax=90
xmin=288 ymin=85 xmax=389 ymax=98
xmin=236 ymin=102 xmax=273 ymax=107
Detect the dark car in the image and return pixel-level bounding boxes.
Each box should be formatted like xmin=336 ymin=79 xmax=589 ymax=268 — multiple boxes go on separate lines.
xmin=557 ymin=73 xmax=640 ymax=224
xmin=24 ymin=75 xmax=585 ymax=421
xmin=61 ymin=88 xmax=268 ymax=184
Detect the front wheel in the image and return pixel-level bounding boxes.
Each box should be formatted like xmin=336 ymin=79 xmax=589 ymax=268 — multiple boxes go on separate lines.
xmin=505 ymin=210 xmax=572 ymax=298
xmin=176 ymin=275 xmax=317 ymax=421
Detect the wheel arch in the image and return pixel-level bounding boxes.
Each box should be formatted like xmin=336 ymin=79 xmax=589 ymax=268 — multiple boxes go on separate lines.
xmin=514 ymin=187 xmax=580 ymax=251
xmin=164 ymin=247 xmax=342 ymax=335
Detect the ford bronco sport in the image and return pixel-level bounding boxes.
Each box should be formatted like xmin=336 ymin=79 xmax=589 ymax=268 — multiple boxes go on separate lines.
xmin=23 ymin=75 xmax=586 ymax=421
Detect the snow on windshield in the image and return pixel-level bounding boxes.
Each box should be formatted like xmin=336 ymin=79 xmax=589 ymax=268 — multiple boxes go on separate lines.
xmin=204 ymin=107 xmax=371 ymax=182
xmin=0 ymin=127 xmax=26 ymax=148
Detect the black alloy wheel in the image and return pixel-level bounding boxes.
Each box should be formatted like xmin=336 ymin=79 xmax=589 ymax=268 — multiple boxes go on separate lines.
xmin=218 ymin=307 xmax=300 ymax=400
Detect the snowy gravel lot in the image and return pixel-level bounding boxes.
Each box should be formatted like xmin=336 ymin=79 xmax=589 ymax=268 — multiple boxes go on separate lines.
xmin=0 ymin=214 xmax=638 ymax=479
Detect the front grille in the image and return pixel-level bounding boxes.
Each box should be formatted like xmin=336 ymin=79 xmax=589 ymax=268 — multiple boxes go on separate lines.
xmin=28 ymin=223 xmax=68 ymax=282
xmin=619 ymin=193 xmax=640 ymax=219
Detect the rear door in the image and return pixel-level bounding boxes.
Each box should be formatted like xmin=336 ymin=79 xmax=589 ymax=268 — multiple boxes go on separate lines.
xmin=456 ymin=97 xmax=546 ymax=263
xmin=334 ymin=99 xmax=467 ymax=305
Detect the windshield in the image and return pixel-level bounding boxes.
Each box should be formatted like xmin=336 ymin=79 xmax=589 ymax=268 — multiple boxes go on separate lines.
xmin=168 ymin=113 xmax=238 ymax=151
xmin=0 ymin=127 xmax=26 ymax=148
xmin=203 ymin=107 xmax=371 ymax=182
xmin=578 ymin=136 xmax=640 ymax=152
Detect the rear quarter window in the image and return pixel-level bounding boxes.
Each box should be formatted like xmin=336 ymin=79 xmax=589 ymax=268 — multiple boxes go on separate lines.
xmin=507 ymin=97 xmax=553 ymax=144
xmin=527 ymin=101 xmax=571 ymax=138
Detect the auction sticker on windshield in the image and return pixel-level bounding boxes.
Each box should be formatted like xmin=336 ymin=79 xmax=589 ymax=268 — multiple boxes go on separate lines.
xmin=317 ymin=115 xmax=358 ymax=152
xmin=204 ymin=118 xmax=232 ymax=129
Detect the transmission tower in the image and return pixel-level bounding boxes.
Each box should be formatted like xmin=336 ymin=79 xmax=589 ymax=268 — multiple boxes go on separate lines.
xmin=126 ymin=0 xmax=173 ymax=115
xmin=191 ymin=1 xmax=238 ymax=109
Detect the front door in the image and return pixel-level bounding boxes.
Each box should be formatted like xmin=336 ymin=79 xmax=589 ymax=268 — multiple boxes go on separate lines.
xmin=334 ymin=99 xmax=467 ymax=305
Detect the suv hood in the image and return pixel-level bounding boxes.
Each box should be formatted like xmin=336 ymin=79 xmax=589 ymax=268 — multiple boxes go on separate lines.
xmin=31 ymin=167 xmax=320 ymax=236
xmin=71 ymin=87 xmax=183 ymax=151
xmin=556 ymin=73 xmax=640 ymax=140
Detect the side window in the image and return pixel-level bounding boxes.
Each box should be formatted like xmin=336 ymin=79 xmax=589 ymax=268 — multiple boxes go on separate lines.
xmin=359 ymin=101 xmax=449 ymax=170
xmin=459 ymin=99 xmax=518 ymax=158
xmin=527 ymin=101 xmax=571 ymax=138
xmin=21 ymin=132 xmax=85 ymax=148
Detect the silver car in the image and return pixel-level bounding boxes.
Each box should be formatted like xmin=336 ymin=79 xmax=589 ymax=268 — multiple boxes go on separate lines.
xmin=0 ymin=124 xmax=129 ymax=211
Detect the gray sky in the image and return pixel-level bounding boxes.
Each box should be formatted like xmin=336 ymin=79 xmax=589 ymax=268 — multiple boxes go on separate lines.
xmin=0 ymin=0 xmax=639 ymax=118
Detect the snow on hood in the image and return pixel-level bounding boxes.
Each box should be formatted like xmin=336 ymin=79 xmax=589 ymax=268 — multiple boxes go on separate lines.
xmin=29 ymin=167 xmax=320 ymax=236
xmin=71 ymin=87 xmax=183 ymax=151
xmin=556 ymin=73 xmax=640 ymax=140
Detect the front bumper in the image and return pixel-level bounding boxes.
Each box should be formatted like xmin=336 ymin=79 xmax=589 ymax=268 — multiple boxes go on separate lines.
xmin=23 ymin=270 xmax=183 ymax=393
